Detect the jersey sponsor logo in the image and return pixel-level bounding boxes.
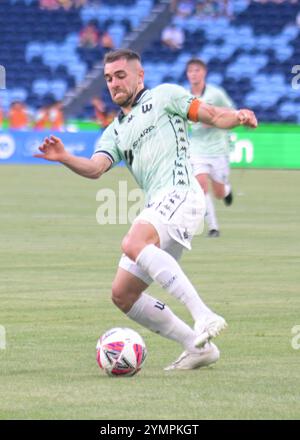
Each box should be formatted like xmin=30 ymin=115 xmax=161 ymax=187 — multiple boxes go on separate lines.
xmin=142 ymin=103 xmax=152 ymax=114
xmin=132 ymin=125 xmax=155 ymax=149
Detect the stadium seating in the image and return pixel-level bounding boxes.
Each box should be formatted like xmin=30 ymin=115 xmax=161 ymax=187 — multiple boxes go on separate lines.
xmin=1 ymin=0 xmax=154 ymax=114
xmin=141 ymin=1 xmax=300 ymax=123
xmin=1 ymin=0 xmax=300 ymax=123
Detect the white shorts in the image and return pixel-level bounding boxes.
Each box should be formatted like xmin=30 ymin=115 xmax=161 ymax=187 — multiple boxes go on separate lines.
xmin=119 ymin=187 xmax=206 ymax=285
xmin=190 ymin=154 xmax=230 ymax=185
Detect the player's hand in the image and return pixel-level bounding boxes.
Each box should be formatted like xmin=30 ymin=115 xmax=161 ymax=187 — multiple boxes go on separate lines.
xmin=34 ymin=135 xmax=68 ymax=162
xmin=237 ymin=109 xmax=258 ymax=128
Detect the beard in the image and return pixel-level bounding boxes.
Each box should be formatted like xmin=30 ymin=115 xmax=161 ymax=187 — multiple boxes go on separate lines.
xmin=112 ymin=90 xmax=134 ymax=107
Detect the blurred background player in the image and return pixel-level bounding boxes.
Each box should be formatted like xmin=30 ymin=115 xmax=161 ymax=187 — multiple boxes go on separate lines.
xmin=186 ymin=58 xmax=235 ymax=237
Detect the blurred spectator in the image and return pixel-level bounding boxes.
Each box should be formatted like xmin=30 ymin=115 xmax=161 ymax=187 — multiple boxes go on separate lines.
xmin=39 ymin=0 xmax=60 ymax=10
xmin=100 ymin=30 xmax=115 ymax=50
xmin=79 ymin=20 xmax=114 ymax=51
xmin=92 ymin=97 xmax=115 ymax=127
xmin=171 ymin=0 xmax=195 ymax=17
xmin=48 ymin=102 xmax=65 ymax=131
xmin=39 ymin=0 xmax=87 ymax=10
xmin=57 ymin=0 xmax=73 ymax=10
xmin=73 ymin=0 xmax=87 ymax=7
xmin=8 ymin=102 xmax=30 ymax=130
xmin=196 ymin=0 xmax=233 ymax=19
xmin=79 ymin=20 xmax=100 ymax=48
xmin=196 ymin=1 xmax=219 ymax=18
xmin=161 ymin=23 xmax=185 ymax=51
xmin=34 ymin=105 xmax=50 ymax=130
xmin=34 ymin=102 xmax=65 ymax=131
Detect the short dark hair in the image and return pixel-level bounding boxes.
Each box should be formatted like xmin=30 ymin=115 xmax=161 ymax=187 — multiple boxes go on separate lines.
xmin=186 ymin=58 xmax=207 ymax=71
xmin=103 ymin=49 xmax=141 ymax=66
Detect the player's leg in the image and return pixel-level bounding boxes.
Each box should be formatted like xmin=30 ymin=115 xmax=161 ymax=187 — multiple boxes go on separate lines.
xmin=195 ymin=172 xmax=219 ymax=236
xmin=121 ymin=191 xmax=227 ymax=348
xmin=112 ymin=260 xmax=220 ymax=369
xmin=210 ymin=156 xmax=233 ymax=206
xmin=191 ymin=155 xmax=219 ymax=236
xmin=122 ymin=222 xmax=214 ymax=324
xmin=112 ymin=266 xmax=217 ymax=357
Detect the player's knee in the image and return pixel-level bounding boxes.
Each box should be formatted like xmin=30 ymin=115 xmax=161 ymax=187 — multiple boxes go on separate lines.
xmin=121 ymin=235 xmax=142 ymax=261
xmin=111 ymin=281 xmax=138 ymax=313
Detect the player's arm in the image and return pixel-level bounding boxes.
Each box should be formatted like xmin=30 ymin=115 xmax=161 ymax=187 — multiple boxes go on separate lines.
xmin=34 ymin=135 xmax=110 ymax=179
xmin=188 ymin=99 xmax=258 ymax=129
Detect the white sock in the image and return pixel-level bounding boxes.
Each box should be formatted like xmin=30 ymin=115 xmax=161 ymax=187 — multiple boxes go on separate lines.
xmin=127 ymin=292 xmax=200 ymax=352
xmin=136 ymin=244 xmax=213 ymax=322
xmin=205 ymin=193 xmax=219 ymax=231
xmin=224 ymin=183 xmax=231 ymax=197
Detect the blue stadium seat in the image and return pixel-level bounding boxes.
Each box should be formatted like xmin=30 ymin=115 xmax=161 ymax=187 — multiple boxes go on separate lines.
xmin=207 ymin=72 xmax=223 ymax=86
xmin=278 ymin=102 xmax=299 ymax=119
xmin=49 ymin=80 xmax=67 ymax=101
xmin=0 ymin=90 xmax=12 ymax=111
xmin=32 ymin=79 xmax=49 ymax=98
xmin=68 ymin=63 xmax=87 ymax=85
xmin=10 ymin=88 xmax=28 ymax=102
xmin=281 ymin=24 xmax=299 ymax=42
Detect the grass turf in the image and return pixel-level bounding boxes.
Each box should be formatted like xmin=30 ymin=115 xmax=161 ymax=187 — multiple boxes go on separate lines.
xmin=0 ymin=165 xmax=299 ymax=419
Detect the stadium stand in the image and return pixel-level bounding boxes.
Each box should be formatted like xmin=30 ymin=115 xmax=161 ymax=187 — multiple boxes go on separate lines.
xmin=141 ymin=0 xmax=300 ymax=123
xmin=0 ymin=0 xmax=299 ymax=124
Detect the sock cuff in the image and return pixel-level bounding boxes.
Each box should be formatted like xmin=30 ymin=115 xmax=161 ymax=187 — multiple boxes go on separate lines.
xmin=136 ymin=243 xmax=158 ymax=266
xmin=224 ymin=183 xmax=231 ymax=197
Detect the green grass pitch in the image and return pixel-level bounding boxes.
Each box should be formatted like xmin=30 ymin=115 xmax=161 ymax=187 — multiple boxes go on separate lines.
xmin=0 ymin=165 xmax=299 ymax=420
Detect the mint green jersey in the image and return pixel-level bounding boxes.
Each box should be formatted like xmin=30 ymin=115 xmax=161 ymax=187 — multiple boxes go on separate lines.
xmin=94 ymin=84 xmax=199 ymax=201
xmin=189 ymin=83 xmax=234 ymax=157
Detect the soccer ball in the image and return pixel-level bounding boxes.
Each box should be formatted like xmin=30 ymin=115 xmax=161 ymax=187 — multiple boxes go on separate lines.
xmin=96 ymin=327 xmax=147 ymax=377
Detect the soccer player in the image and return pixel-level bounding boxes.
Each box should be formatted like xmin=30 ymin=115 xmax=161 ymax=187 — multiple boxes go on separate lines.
xmin=35 ymin=49 xmax=257 ymax=370
xmin=186 ymin=58 xmax=235 ymax=237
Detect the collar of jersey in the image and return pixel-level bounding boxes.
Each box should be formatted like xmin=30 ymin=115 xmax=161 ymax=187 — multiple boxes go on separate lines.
xmin=117 ymin=88 xmax=148 ymax=122
xmin=191 ymin=84 xmax=206 ymax=97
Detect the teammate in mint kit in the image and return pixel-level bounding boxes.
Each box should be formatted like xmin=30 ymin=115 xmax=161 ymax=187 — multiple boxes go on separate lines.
xmin=186 ymin=58 xmax=236 ymax=237
xmin=36 ymin=49 xmax=257 ymax=370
